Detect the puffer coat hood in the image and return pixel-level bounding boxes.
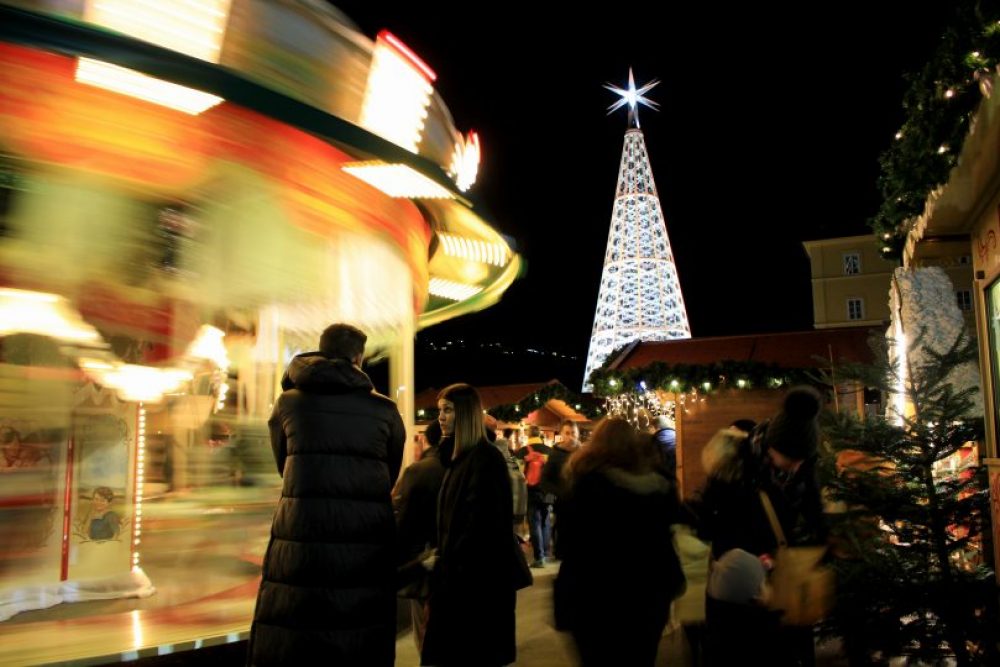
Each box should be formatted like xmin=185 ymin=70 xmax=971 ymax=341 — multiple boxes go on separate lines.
xmin=281 ymin=352 xmax=373 ymax=393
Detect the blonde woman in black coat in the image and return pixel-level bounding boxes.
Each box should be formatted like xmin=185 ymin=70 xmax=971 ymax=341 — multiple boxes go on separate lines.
xmin=421 ymin=383 xmax=520 ymax=667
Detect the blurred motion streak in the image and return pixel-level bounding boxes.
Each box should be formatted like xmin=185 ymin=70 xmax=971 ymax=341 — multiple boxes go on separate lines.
xmin=76 ymin=0 xmax=232 ymax=114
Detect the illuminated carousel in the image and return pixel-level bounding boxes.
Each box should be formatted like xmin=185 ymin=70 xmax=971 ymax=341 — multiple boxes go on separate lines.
xmin=0 ymin=1 xmax=520 ymax=663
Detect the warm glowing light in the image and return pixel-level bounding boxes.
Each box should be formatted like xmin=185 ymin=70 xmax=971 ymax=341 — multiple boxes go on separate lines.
xmin=428 ymin=277 xmax=483 ymax=302
xmin=131 ymin=610 xmax=143 ymax=649
xmin=938 ymin=144 xmax=949 ymax=154
xmin=0 ymin=289 xmax=103 ymax=343
xmin=185 ymin=326 xmax=230 ymax=371
xmin=737 ymin=379 xmax=747 ymax=388
xmin=360 ymin=31 xmax=436 ymax=152
xmin=702 ymin=382 xmax=711 ymax=391
xmin=895 ymin=131 xmax=904 ymax=140
xmin=437 ymin=232 xmax=509 ymax=266
xmin=76 ymin=60 xmax=223 ymax=115
xmin=343 ymin=163 xmax=455 ymax=198
xmin=77 ymin=0 xmax=232 ymax=114
xmin=85 ymin=0 xmax=231 ymax=61
xmin=450 ymin=131 xmax=481 ymax=192
xmin=944 ymin=89 xmax=955 ymax=99
xmin=82 ymin=363 xmax=193 ymax=403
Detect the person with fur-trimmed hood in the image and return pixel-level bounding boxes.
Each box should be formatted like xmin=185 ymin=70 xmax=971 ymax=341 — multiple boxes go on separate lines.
xmin=553 ymin=417 xmax=685 ymax=666
xmin=685 ymin=387 xmax=827 ymax=666
xmin=686 ymin=387 xmax=827 ymax=559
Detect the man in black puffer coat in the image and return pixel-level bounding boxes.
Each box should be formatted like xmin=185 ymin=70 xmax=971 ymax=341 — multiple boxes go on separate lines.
xmin=248 ymin=323 xmax=405 ymax=667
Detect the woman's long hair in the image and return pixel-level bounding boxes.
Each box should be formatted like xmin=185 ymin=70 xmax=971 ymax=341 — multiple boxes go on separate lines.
xmin=566 ymin=417 xmax=658 ymax=481
xmin=437 ymin=383 xmax=488 ymax=454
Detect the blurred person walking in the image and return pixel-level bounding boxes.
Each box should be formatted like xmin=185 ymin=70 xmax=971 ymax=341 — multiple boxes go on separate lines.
xmin=394 ymin=420 xmax=446 ymax=653
xmin=540 ymin=419 xmax=581 ymax=558
xmin=553 ymin=417 xmax=685 ymax=666
xmin=518 ymin=425 xmax=553 ymax=567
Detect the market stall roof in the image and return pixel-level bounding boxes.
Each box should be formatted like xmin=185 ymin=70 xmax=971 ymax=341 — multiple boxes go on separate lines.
xmin=905 ymin=71 xmax=1000 ymax=260
xmin=415 ymin=380 xmax=593 ymax=424
xmin=607 ymin=327 xmax=878 ymax=371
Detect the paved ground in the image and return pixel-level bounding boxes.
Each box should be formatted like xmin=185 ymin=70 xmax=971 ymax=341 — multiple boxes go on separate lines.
xmin=393 ymin=560 xmax=690 ymax=667
xmin=113 ymin=559 xmax=851 ymax=666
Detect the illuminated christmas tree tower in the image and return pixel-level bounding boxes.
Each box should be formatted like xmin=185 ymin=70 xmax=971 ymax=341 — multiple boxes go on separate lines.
xmin=583 ymin=69 xmax=691 ymax=391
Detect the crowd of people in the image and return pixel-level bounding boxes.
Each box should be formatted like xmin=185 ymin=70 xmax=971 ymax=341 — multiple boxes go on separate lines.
xmin=245 ymin=323 xmax=829 ymax=667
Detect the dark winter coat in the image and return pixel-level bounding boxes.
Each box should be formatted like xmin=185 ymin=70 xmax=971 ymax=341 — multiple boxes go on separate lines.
xmin=539 ymin=443 xmax=575 ymax=501
xmin=393 ymin=443 xmax=446 ymax=594
xmin=248 ymin=353 xmax=405 ymax=667
xmin=554 ymin=466 xmax=685 ymax=665
xmin=421 ymin=439 xmax=518 ymax=667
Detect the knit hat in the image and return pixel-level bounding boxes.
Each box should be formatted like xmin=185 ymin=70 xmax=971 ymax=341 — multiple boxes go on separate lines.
xmin=707 ymin=548 xmax=767 ymax=604
xmin=763 ymin=386 xmax=822 ymax=461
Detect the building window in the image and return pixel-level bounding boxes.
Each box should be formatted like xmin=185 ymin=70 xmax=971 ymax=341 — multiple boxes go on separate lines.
xmin=957 ymin=290 xmax=972 ymax=311
xmin=847 ymin=298 xmax=864 ymax=321
xmin=959 ymin=255 xmax=972 ymax=265
xmin=843 ymin=253 xmax=861 ymax=275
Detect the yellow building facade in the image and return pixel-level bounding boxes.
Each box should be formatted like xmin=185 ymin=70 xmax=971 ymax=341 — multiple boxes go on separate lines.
xmin=804 ymin=235 xmax=974 ymax=330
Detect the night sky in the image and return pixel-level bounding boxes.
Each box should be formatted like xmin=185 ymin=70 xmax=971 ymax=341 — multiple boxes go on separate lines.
xmin=336 ymin=3 xmax=954 ymax=388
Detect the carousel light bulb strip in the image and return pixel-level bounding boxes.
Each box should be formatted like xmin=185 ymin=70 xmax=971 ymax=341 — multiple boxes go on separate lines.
xmin=132 ymin=403 xmax=146 ymax=571
xmin=428 ymin=277 xmax=483 ymax=301
xmin=77 ymin=0 xmax=232 ymax=114
xmin=76 ymin=60 xmax=224 ymax=115
xmin=360 ymin=31 xmax=436 ymax=152
xmin=449 ymin=131 xmax=481 ymax=192
xmin=342 ymin=163 xmax=455 ymax=199
xmin=437 ymin=233 xmax=509 ymax=266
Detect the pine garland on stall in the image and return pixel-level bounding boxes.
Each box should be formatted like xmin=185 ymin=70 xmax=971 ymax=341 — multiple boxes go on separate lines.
xmin=873 ymin=1 xmax=1000 ymax=259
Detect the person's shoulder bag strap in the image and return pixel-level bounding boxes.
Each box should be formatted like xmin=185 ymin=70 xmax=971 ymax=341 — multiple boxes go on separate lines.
xmin=759 ymin=490 xmax=787 ymax=548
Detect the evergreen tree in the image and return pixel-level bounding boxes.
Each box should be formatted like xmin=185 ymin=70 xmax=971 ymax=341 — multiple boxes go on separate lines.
xmin=819 ymin=332 xmax=998 ymax=665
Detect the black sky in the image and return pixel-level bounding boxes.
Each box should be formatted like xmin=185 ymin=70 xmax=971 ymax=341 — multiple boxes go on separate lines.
xmin=335 ymin=2 xmax=953 ymax=385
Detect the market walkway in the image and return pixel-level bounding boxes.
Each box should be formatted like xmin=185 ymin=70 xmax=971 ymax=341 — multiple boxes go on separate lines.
xmin=393 ymin=560 xmax=689 ymax=667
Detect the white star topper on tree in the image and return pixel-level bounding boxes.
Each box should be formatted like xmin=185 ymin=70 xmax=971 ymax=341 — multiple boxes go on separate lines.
xmin=604 ymin=68 xmax=659 ymax=128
